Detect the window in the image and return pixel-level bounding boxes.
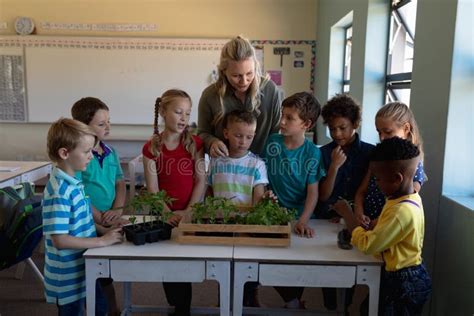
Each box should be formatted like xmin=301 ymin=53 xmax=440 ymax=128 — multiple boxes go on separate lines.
xmin=385 ymin=0 xmax=418 ymax=105
xmin=342 ymin=25 xmax=352 ymax=93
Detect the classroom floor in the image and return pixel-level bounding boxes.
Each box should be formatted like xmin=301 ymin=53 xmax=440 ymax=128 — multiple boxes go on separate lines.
xmin=0 ymin=249 xmax=369 ymax=316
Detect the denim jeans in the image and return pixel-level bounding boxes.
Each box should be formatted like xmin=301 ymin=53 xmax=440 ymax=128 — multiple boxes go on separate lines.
xmin=379 ymin=263 xmax=432 ymax=316
xmin=57 ymin=279 xmax=108 ymax=316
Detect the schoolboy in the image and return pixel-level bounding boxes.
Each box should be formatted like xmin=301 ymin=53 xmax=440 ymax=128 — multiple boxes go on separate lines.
xmin=333 ymin=137 xmax=432 ymax=315
xmin=263 ymin=91 xmax=325 ymax=308
xmin=71 ymin=97 xmax=126 ymax=226
xmin=208 ymin=110 xmax=268 ymax=207
xmin=315 ymin=93 xmax=374 ymax=311
xmin=43 ymin=118 xmax=123 ymax=316
xmin=71 ymin=97 xmax=126 ymax=314
xmin=208 ymin=109 xmax=268 ymax=307
xmin=316 ymin=93 xmax=374 ymax=219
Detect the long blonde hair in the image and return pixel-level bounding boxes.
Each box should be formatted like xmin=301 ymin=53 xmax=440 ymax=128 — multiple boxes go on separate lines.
xmin=214 ymin=35 xmax=268 ymax=125
xmin=376 ymin=102 xmax=424 ymax=162
xmin=149 ymin=89 xmax=197 ymax=160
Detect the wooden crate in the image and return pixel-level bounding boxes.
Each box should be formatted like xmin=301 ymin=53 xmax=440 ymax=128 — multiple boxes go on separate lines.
xmin=176 ymin=220 xmax=291 ymax=247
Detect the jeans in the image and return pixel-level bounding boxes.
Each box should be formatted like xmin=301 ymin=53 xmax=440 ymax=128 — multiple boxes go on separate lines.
xmin=57 ymin=280 xmax=108 ymax=316
xmin=379 ymin=263 xmax=432 ymax=316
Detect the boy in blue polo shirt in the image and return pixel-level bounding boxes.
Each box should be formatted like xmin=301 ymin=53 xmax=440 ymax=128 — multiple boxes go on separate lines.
xmin=263 ymin=92 xmax=325 ymax=309
xmin=71 ymin=97 xmax=126 ymax=314
xmin=71 ymin=97 xmax=126 ymax=226
xmin=43 ymin=118 xmax=123 ymax=316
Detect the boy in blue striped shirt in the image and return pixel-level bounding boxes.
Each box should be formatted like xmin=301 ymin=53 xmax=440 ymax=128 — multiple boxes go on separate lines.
xmin=43 ymin=118 xmax=123 ymax=316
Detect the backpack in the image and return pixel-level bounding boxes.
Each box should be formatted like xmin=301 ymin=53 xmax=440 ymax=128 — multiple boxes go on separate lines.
xmin=0 ymin=183 xmax=44 ymax=270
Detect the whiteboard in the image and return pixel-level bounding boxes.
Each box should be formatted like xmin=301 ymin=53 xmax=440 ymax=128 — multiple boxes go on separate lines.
xmin=22 ymin=37 xmax=228 ymax=124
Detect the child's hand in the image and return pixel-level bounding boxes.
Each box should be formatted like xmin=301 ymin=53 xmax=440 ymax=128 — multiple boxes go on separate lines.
xmin=101 ymin=210 xmax=121 ymax=225
xmin=167 ymin=213 xmax=183 ymax=227
xmin=209 ymin=140 xmax=229 ymax=158
xmin=263 ymin=190 xmax=278 ymax=203
xmin=294 ymin=220 xmax=314 ymax=238
xmin=368 ymin=218 xmax=378 ymax=230
xmin=100 ymin=227 xmax=123 ymax=246
xmin=331 ymin=199 xmax=352 ymax=217
xmin=356 ymin=213 xmax=370 ymax=229
xmin=331 ymin=146 xmax=347 ymax=169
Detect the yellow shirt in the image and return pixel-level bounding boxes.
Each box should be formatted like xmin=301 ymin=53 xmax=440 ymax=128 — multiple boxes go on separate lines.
xmin=352 ymin=193 xmax=424 ymax=271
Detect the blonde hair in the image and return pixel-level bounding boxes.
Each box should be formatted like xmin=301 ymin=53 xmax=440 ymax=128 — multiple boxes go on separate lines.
xmin=150 ymin=89 xmax=197 ymax=160
xmin=376 ymin=102 xmax=424 ymax=162
xmin=47 ymin=118 xmax=97 ymax=162
xmin=214 ymin=35 xmax=268 ymax=125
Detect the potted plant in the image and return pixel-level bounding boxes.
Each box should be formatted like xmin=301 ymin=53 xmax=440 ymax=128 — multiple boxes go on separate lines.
xmin=191 ymin=196 xmax=238 ymax=224
xmin=122 ymin=190 xmax=175 ymax=245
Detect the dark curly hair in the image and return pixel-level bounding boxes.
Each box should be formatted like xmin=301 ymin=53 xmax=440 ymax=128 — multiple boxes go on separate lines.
xmin=282 ymin=91 xmax=321 ymax=129
xmin=370 ymin=137 xmax=420 ymax=162
xmin=71 ymin=97 xmax=109 ymax=125
xmin=321 ymin=93 xmax=361 ymax=127
xmin=223 ymin=110 xmax=257 ymax=129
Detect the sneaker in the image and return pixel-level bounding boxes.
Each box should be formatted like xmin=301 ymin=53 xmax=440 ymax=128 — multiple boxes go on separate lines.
xmin=338 ymin=228 xmax=353 ymax=250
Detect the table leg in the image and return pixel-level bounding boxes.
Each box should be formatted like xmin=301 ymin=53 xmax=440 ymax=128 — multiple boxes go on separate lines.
xmin=207 ymin=261 xmax=231 ymax=316
xmin=123 ymin=282 xmax=132 ymax=315
xmin=233 ymin=262 xmax=258 ymax=316
xmin=85 ymin=259 xmax=109 ymax=316
xmin=357 ymin=265 xmax=381 ymax=316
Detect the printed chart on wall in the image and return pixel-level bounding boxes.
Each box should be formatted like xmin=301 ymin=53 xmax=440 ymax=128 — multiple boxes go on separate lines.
xmin=0 ymin=47 xmax=27 ymax=122
xmin=252 ymin=40 xmax=316 ymax=98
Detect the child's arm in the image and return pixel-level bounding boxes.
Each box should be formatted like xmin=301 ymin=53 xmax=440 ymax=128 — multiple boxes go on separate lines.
xmin=50 ymin=228 xmax=123 ymax=249
xmin=354 ymin=171 xmax=371 ymax=228
xmin=92 ymin=206 xmax=103 ymax=223
xmin=183 ymin=148 xmax=207 ymax=211
xmin=252 ymin=184 xmax=265 ymax=205
xmin=294 ymin=182 xmax=319 ymax=238
xmin=332 ymin=199 xmax=359 ymax=233
xmin=101 ymin=179 xmax=126 ymax=224
xmin=334 ymin=199 xmax=411 ymax=255
xmin=319 ymin=146 xmax=346 ymax=201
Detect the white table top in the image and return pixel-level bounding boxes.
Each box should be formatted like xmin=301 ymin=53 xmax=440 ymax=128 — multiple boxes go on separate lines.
xmin=0 ymin=160 xmax=51 ymax=182
xmin=233 ymin=220 xmax=382 ymax=265
xmin=84 ymin=228 xmax=234 ymax=260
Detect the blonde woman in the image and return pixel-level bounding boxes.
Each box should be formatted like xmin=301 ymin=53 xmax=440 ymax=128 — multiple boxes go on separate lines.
xmin=198 ymin=36 xmax=282 ymax=157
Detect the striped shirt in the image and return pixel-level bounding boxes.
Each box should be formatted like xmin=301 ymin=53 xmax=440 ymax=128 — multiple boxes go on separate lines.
xmin=42 ymin=167 xmax=96 ymax=305
xmin=208 ymin=152 xmax=268 ymax=206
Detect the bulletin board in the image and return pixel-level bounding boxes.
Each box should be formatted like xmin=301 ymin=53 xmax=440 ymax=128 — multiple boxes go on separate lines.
xmin=252 ymin=40 xmax=316 ymax=97
xmin=0 ymin=36 xmax=316 ymax=124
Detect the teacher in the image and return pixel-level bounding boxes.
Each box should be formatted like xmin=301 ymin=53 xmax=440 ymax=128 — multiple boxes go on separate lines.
xmin=198 ymin=36 xmax=282 ymax=157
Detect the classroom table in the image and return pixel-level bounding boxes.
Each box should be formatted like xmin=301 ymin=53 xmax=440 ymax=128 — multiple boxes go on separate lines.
xmin=84 ymin=228 xmax=233 ymax=316
xmin=0 ymin=160 xmax=52 ymax=188
xmin=232 ymin=220 xmax=383 ymax=316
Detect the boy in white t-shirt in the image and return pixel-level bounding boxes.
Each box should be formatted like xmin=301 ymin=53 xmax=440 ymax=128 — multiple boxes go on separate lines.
xmin=208 ymin=109 xmax=268 ymax=207
xmin=207 ymin=109 xmax=268 ymax=307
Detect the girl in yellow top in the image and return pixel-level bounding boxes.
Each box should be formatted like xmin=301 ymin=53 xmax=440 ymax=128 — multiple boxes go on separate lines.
xmin=333 ymin=137 xmax=431 ymax=315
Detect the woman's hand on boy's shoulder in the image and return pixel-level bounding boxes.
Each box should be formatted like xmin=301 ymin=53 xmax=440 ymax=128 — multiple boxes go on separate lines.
xmin=209 ymin=139 xmax=229 ymax=158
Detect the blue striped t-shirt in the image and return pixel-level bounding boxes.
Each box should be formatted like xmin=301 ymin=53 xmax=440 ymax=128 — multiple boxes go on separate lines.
xmin=42 ymin=166 xmax=97 ymax=306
